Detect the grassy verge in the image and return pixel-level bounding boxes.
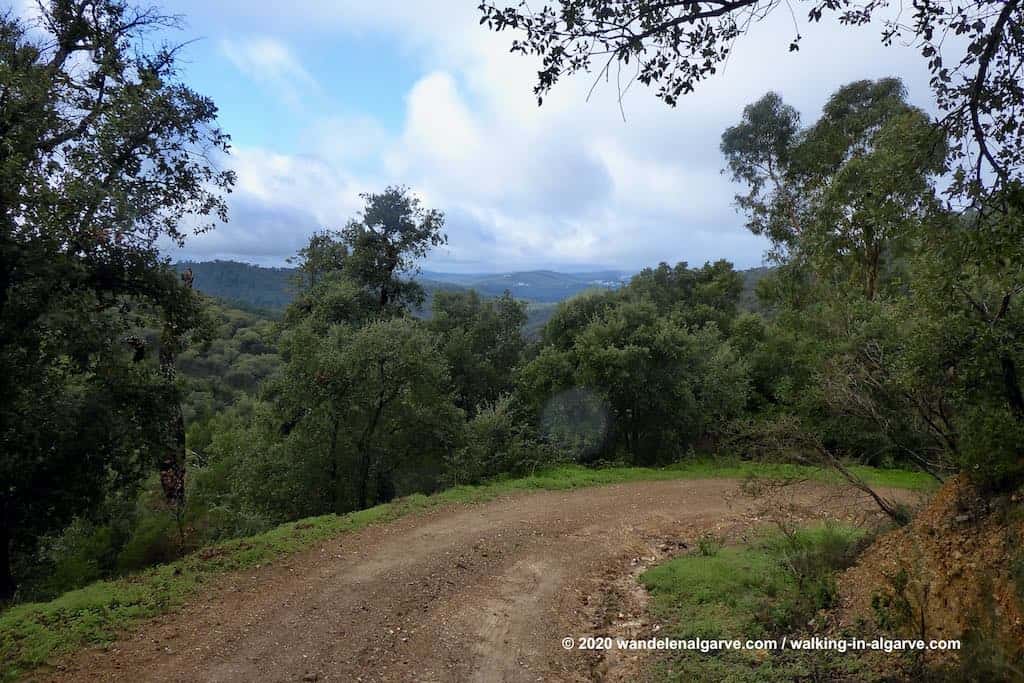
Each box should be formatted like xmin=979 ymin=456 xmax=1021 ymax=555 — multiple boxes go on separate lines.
xmin=0 ymin=460 xmax=934 ymax=680
xmin=640 ymin=524 xmax=873 ymax=681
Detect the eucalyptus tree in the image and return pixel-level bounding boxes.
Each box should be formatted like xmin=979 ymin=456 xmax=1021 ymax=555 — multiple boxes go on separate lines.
xmin=723 ymin=79 xmax=945 ymax=300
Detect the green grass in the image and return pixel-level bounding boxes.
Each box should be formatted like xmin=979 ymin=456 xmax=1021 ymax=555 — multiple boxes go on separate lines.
xmin=467 ymin=459 xmax=937 ymax=494
xmin=0 ymin=460 xmax=933 ymax=681
xmin=640 ymin=524 xmax=873 ymax=681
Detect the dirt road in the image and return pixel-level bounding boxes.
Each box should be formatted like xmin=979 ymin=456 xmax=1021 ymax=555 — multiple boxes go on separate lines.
xmin=46 ymin=479 xmax=905 ymax=682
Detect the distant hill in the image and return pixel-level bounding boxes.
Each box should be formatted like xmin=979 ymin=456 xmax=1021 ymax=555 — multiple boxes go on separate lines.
xmin=172 ymin=261 xmax=631 ymax=310
xmin=420 ymin=269 xmax=630 ymax=303
xmin=738 ymin=266 xmax=771 ymax=312
xmin=172 ymin=261 xmax=295 ymax=311
xmin=172 ymin=260 xmax=770 ymax=318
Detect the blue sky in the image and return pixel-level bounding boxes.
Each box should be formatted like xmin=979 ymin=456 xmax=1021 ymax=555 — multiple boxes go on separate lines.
xmin=32 ymin=1 xmax=945 ymax=272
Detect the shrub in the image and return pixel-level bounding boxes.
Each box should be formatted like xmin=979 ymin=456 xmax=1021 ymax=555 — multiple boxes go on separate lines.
xmin=116 ymin=512 xmax=179 ymax=572
xmin=958 ymin=405 xmax=1024 ymax=491
xmin=444 ymin=395 xmax=554 ymax=485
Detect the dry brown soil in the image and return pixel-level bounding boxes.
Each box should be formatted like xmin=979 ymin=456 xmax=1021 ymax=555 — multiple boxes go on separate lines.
xmin=41 ymin=479 xmax=909 ymax=682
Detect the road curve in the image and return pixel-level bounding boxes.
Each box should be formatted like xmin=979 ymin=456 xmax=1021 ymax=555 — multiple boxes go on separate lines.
xmin=44 ymin=479 xmax=905 ymax=682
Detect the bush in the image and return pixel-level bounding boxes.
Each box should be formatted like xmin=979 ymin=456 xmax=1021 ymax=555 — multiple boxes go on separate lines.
xmin=958 ymin=405 xmax=1024 ymax=491
xmin=762 ymin=524 xmax=868 ymax=630
xmin=444 ymin=395 xmax=554 ymax=485
xmin=116 ymin=511 xmax=179 ymax=573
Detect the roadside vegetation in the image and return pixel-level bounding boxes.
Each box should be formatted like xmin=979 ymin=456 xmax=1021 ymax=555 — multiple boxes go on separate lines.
xmin=641 ymin=524 xmax=872 ymax=681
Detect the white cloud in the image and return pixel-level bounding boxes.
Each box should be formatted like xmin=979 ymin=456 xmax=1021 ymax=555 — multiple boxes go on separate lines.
xmin=174 ymin=1 xmax=946 ymax=272
xmin=219 ymin=36 xmax=320 ymax=109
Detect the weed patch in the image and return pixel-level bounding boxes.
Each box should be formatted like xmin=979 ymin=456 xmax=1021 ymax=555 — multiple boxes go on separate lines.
xmin=640 ymin=524 xmax=870 ymax=681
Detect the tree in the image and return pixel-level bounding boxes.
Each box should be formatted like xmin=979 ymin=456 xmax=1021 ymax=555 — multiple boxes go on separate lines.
xmin=340 ymin=187 xmax=447 ymax=314
xmin=221 ymin=193 xmax=458 ymax=519
xmin=429 ymin=289 xmax=528 ymax=414
xmin=721 ymin=83 xmax=956 ymax=470
xmin=626 ymin=259 xmax=744 ymax=328
xmin=0 ymin=1 xmax=233 ymax=599
xmin=724 ymin=80 xmax=945 ymax=301
xmin=906 ymin=196 xmax=1024 ymax=487
xmin=520 ymin=296 xmax=749 ymax=464
xmin=720 ymin=92 xmax=805 ymax=253
xmin=722 ymin=81 xmax=1024 ymax=487
xmin=540 ymin=288 xmax=620 ymax=351
xmin=283 ymin=191 xmax=447 ymax=326
xmin=478 ymin=0 xmax=1024 ymax=199
xmin=287 ymin=229 xmax=349 ymax=290
xmin=252 ymin=318 xmax=461 ymax=516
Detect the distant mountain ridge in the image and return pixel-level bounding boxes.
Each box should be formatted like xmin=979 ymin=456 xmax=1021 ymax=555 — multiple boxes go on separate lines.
xmin=172 ymin=260 xmax=633 ymax=310
xmin=172 ymin=260 xmax=768 ymax=314
xmin=172 ymin=260 xmax=295 ymax=311
xmin=419 ymin=269 xmax=630 ymax=302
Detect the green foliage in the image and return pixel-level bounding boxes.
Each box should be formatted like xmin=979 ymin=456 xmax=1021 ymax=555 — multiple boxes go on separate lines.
xmin=429 ymin=290 xmax=527 ymax=414
xmin=641 ymin=525 xmax=868 ymax=681
xmin=626 ymin=259 xmax=744 ymax=329
xmin=720 ymin=79 xmax=1024 ymax=491
xmin=696 ymin=534 xmax=722 ymax=557
xmin=338 ymin=186 xmax=447 ymax=313
xmin=245 ymin=316 xmax=462 ymax=517
xmin=540 ymin=288 xmax=620 ymax=350
xmin=523 ymin=276 xmax=750 ymax=464
xmin=444 ymin=395 xmax=554 ymax=485
xmin=173 ymin=261 xmax=295 ymax=311
xmin=177 ymin=299 xmax=282 ymax=427
xmin=0 ymin=0 xmax=235 ymax=599
xmin=479 ymin=1 xmax=1024 ymax=203
xmin=115 ymin=511 xmax=179 ymax=574
xmin=763 ymin=524 xmax=869 ymax=626
xmin=957 ymin=406 xmax=1024 ymax=490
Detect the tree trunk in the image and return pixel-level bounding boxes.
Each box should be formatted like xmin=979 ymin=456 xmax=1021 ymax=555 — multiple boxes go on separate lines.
xmin=158 ymin=272 xmax=193 ymax=508
xmin=375 ymin=467 xmax=395 ymax=504
xmin=327 ymin=415 xmax=340 ymax=511
xmin=0 ymin=518 xmax=14 ymax=602
xmin=357 ymin=452 xmax=371 ymax=510
xmin=1002 ymin=354 xmax=1024 ymax=420
xmin=158 ymin=392 xmax=187 ymax=506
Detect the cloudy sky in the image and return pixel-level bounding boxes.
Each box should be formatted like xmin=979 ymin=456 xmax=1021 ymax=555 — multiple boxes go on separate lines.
xmin=143 ymin=1 xmax=937 ymax=272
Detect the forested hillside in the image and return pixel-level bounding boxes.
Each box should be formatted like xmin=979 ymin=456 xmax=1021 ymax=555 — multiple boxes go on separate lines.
xmin=171 ymin=261 xmax=295 ymax=312
xmin=170 ymin=261 xmax=767 ymax=342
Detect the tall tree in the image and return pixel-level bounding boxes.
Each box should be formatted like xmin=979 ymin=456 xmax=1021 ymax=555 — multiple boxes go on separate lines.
xmin=724 ymin=80 xmax=945 ymax=300
xmin=341 ymin=187 xmax=447 ymax=314
xmin=0 ymin=1 xmax=233 ymax=599
xmin=720 ymin=92 xmax=804 ymax=254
